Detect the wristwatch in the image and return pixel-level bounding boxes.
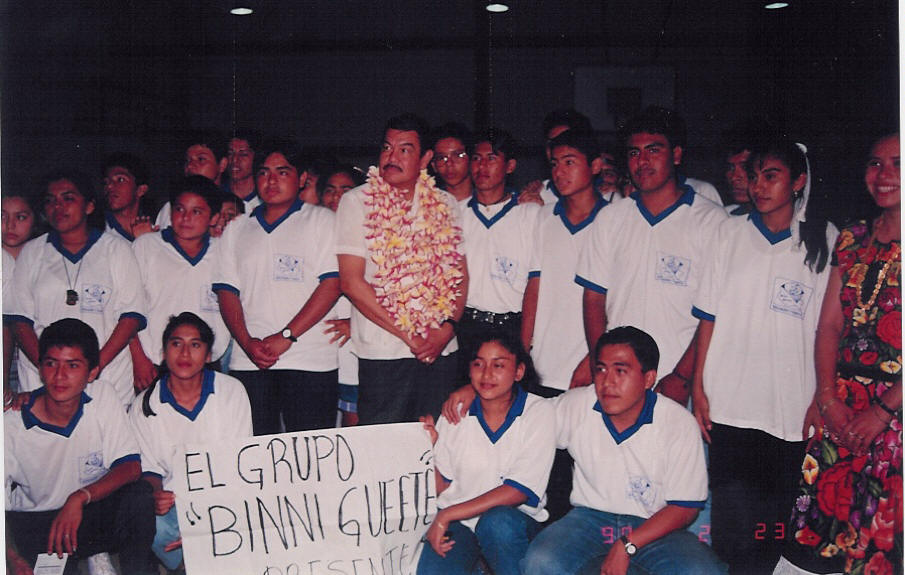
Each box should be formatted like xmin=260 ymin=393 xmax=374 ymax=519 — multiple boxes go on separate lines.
xmin=619 ymin=535 xmax=637 ymax=557
xmin=281 ymin=328 xmax=297 ymax=342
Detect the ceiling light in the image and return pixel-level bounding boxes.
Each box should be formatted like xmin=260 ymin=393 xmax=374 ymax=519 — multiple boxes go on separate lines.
xmin=486 ymin=3 xmax=509 ymax=13
xmin=764 ymin=2 xmax=789 ymax=8
xmin=230 ymin=7 xmax=253 ymax=15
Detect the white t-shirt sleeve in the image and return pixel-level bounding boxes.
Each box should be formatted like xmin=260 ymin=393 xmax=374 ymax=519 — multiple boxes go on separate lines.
xmin=313 ymin=208 xmax=339 ymax=281
xmin=129 ymin=390 xmax=167 ymax=479
xmin=692 ymin=219 xmax=729 ymax=321
xmin=109 ymin=239 xmax=147 ymax=327
xmin=95 ymin=383 xmax=141 ymax=469
xmin=574 ymin=216 xmax=610 ymax=294
xmin=6 ymin=238 xmax=41 ymax=322
xmin=432 ymin=416 xmax=455 ymax=483
xmin=502 ymin=397 xmax=555 ymax=506
xmin=212 ymin=220 xmax=241 ymax=294
xmin=335 ymin=190 xmax=367 ymax=258
xmin=662 ymin=405 xmax=708 ymax=507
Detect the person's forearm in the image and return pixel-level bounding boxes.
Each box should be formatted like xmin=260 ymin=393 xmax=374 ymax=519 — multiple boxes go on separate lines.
xmin=672 ymin=330 xmax=697 ymax=382
xmin=339 ymin=256 xmax=412 ymax=345
xmin=217 ymin=290 xmax=253 ymax=350
xmin=520 ymin=276 xmax=539 ymax=351
xmin=11 ymin=322 xmax=38 ymax=365
xmin=582 ymin=289 xmax=607 ymax=355
xmin=284 ymin=278 xmax=341 ymax=338
xmin=129 ymin=336 xmax=149 ymax=363
xmin=144 ymin=473 xmax=164 ymax=493
xmin=99 ymin=317 xmax=140 ymax=371
xmin=624 ymin=504 xmax=698 ymax=550
xmin=80 ymin=460 xmax=141 ymax=504
xmin=436 ymin=484 xmax=527 ymax=525
xmin=815 ymin=268 xmax=844 ymax=404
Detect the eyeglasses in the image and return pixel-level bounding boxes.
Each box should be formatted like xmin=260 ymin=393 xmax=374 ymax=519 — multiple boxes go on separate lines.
xmin=433 ymin=151 xmax=469 ymax=165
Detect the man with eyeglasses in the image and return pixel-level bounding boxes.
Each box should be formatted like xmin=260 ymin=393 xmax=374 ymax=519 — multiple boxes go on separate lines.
xmin=430 ymin=122 xmax=474 ymax=202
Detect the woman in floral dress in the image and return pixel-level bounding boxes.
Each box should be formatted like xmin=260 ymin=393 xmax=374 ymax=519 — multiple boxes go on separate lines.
xmin=777 ymin=132 xmax=901 ymax=574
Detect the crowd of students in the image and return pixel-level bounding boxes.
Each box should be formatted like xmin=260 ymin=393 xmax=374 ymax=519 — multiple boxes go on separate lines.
xmin=1 ymin=105 xmax=900 ymax=575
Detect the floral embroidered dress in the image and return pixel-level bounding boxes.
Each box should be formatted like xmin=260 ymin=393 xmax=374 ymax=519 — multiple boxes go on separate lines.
xmin=786 ymin=221 xmax=902 ymax=574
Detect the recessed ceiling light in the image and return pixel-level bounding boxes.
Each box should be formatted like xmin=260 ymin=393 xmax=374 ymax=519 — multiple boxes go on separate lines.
xmin=230 ymin=7 xmax=253 ymax=15
xmin=486 ymin=3 xmax=509 ymax=13
xmin=764 ymin=2 xmax=789 ymax=8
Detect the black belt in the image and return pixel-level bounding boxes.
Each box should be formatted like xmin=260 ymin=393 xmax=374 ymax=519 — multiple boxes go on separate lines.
xmin=463 ymin=307 xmax=521 ymax=326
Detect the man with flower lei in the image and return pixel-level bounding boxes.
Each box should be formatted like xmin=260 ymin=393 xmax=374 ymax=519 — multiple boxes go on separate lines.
xmin=336 ymin=113 xmax=468 ymax=425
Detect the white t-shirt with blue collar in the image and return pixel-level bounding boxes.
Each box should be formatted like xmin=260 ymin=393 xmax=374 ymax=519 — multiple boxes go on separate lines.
xmin=6 ymin=230 xmax=147 ymax=404
xmin=129 ymin=369 xmax=252 ymax=491
xmin=575 ymin=186 xmax=727 ymax=376
xmin=133 ymin=228 xmax=230 ymax=362
xmin=5 ymin=380 xmax=141 ymax=512
xmin=532 ymin=196 xmax=611 ymax=391
xmin=213 ymin=199 xmax=339 ymax=372
xmin=554 ymin=386 xmax=707 ymax=518
xmin=460 ymin=191 xmax=542 ymax=314
xmin=434 ymin=386 xmax=556 ymax=530
xmin=692 ymin=213 xmax=838 ymax=441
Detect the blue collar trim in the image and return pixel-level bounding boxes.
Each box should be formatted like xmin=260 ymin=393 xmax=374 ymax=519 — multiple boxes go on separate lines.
xmin=729 ymin=204 xmax=751 ymax=216
xmin=105 ymin=212 xmax=134 ymax=242
xmin=21 ymin=387 xmax=93 ymax=437
xmin=553 ymin=195 xmax=609 ymax=234
xmin=48 ymin=228 xmax=103 ymax=263
xmin=749 ymin=212 xmax=791 ymax=245
xmin=467 ymin=189 xmax=520 ymax=229
xmin=593 ymin=389 xmax=657 ymax=445
xmin=159 ymin=369 xmax=216 ymax=421
xmin=241 ymin=190 xmax=258 ymax=202
xmin=631 ymin=184 xmax=695 ymax=227
xmin=161 ymin=227 xmax=210 ymax=266
xmin=467 ymin=385 xmax=528 ymax=444
xmin=251 ymin=198 xmax=304 ymax=233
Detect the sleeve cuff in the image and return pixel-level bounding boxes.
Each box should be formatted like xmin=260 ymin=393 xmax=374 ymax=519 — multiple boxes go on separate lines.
xmin=119 ymin=312 xmax=147 ymax=332
xmin=318 ymin=271 xmax=340 ymax=281
xmin=3 ymin=314 xmax=33 ymax=326
xmin=111 ymin=453 xmax=141 ymax=468
xmin=528 ymin=270 xmax=541 ymax=278
xmin=503 ymin=478 xmax=540 ymax=507
xmin=212 ymin=282 xmax=239 ymax=295
xmin=691 ymin=306 xmax=715 ymax=322
xmin=574 ymin=275 xmax=607 ymax=294
xmin=141 ymin=471 xmax=163 ymax=481
xmin=666 ymin=499 xmax=706 ymax=509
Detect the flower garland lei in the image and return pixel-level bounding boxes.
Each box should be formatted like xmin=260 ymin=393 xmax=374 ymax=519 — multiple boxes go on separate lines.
xmin=363 ymin=166 xmax=464 ymax=338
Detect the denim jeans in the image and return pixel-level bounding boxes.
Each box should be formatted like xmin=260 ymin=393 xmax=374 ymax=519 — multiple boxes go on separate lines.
xmin=521 ymin=506 xmax=727 ymax=575
xmin=418 ymin=506 xmax=542 ymax=575
xmin=152 ymin=506 xmax=183 ymax=570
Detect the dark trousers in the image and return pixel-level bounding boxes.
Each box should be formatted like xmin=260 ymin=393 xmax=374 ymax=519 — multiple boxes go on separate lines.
xmin=7 ymin=481 xmax=156 ymax=575
xmin=358 ymin=354 xmax=458 ymax=424
xmin=709 ymin=423 xmax=806 ymax=575
xmin=231 ymin=369 xmax=339 ymax=435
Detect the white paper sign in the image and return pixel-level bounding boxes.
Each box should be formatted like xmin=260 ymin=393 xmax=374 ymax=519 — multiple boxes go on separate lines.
xmin=173 ymin=422 xmax=436 ymax=575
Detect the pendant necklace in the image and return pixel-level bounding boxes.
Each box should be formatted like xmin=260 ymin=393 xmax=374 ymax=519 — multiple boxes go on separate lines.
xmin=62 ymin=255 xmax=83 ymax=306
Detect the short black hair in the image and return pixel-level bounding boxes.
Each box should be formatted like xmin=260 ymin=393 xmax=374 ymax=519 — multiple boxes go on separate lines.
xmin=618 ymin=106 xmax=687 ymax=150
xmin=384 ymin=113 xmax=431 ymax=155
xmin=184 ymin=129 xmax=227 ymax=161
xmin=162 ymin=312 xmax=214 ymax=355
xmin=39 ymin=318 xmax=100 ymax=370
xmin=548 ymin=129 xmax=599 ymax=165
xmin=102 ymin=152 xmax=149 ymax=186
xmin=228 ymin=127 xmax=260 ymax=151
xmin=168 ymin=175 xmax=225 ymax=215
xmin=316 ymin=164 xmax=366 ymax=202
xmin=595 ymin=326 xmax=660 ymax=374
xmin=430 ymin=122 xmax=474 ymax=153
xmin=542 ymin=108 xmax=592 ymax=139
xmin=253 ymin=137 xmax=304 ymax=174
xmin=474 ymin=127 xmax=518 ymax=161
xmin=469 ymin=330 xmax=539 ymax=391
xmin=41 ymin=168 xmax=97 ymax=207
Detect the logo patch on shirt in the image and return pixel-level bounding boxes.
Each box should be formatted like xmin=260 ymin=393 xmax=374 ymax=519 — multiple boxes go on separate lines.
xmin=200 ymin=286 xmax=220 ymax=313
xmin=273 ymin=254 xmax=303 ymax=282
xmin=491 ymin=255 xmax=519 ymax=286
xmin=78 ymin=451 xmax=106 ymax=483
xmin=80 ymin=284 xmax=111 ymax=313
xmin=655 ymin=253 xmax=691 ymax=286
xmin=770 ymin=277 xmax=813 ymax=319
xmin=626 ymin=475 xmax=659 ymax=514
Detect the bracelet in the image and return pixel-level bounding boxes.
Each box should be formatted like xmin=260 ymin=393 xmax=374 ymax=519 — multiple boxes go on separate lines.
xmin=873 ymin=396 xmax=898 ymax=418
xmin=79 ymin=488 xmax=92 ymax=505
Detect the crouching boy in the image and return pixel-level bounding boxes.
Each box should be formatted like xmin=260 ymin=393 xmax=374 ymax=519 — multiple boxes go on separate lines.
xmin=522 ymin=326 xmax=725 ymax=575
xmin=5 ymin=318 xmax=155 ymax=575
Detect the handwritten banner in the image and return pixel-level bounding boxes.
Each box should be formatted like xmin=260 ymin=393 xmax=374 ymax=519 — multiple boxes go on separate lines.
xmin=173 ymin=422 xmax=436 ymax=575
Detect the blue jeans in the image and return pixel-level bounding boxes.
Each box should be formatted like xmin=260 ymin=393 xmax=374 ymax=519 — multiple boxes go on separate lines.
xmin=152 ymin=506 xmax=183 ymax=570
xmin=521 ymin=506 xmax=727 ymax=575
xmin=418 ymin=506 xmax=542 ymax=575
